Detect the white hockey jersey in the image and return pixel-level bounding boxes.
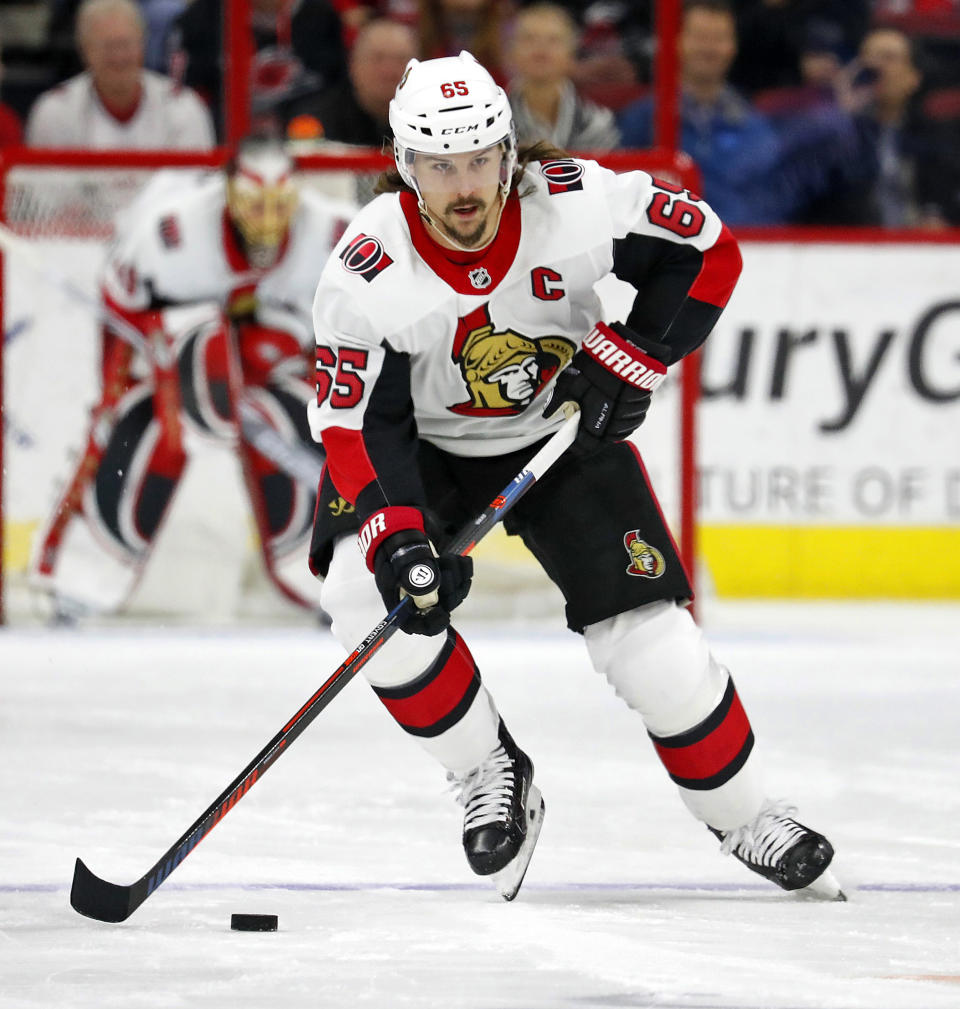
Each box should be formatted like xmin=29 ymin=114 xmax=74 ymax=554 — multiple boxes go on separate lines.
xmin=101 ymin=173 xmax=356 ymax=347
xmin=309 ymin=158 xmax=741 ymax=510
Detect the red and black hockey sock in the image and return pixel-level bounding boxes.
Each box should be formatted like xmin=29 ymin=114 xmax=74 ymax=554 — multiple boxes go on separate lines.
xmin=648 ymin=677 xmax=754 ymax=790
xmin=370 ymin=630 xmax=481 ymax=737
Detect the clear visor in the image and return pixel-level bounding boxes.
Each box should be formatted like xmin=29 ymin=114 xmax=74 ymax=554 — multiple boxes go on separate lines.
xmin=406 ymin=144 xmax=506 ymax=199
xmin=227 ymin=178 xmax=298 ymax=252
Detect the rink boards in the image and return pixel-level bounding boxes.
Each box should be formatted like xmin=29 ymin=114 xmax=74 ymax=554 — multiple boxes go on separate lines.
xmin=700 ymin=239 xmax=960 ymax=597
xmin=3 ymin=237 xmax=958 ymax=604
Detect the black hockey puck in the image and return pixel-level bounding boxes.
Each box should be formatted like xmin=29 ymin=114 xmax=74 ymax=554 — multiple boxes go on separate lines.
xmin=230 ymin=913 xmax=278 ymax=932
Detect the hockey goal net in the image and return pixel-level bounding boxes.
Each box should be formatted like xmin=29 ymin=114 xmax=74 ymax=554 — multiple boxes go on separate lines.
xmin=0 ymin=147 xmax=700 ymax=627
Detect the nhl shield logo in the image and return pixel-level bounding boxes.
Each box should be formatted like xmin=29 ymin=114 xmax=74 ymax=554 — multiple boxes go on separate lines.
xmin=624 ymin=530 xmax=666 ymax=578
xmin=468 ymin=267 xmax=492 ymax=290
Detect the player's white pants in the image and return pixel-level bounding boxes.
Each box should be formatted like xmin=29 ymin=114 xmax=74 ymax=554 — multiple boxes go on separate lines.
xmin=584 ymin=601 xmax=764 ymax=832
xmin=321 ymin=535 xmax=500 ymax=774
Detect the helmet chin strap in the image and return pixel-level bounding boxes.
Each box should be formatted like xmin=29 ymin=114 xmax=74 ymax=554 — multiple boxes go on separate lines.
xmin=417 ymin=187 xmax=508 ymax=254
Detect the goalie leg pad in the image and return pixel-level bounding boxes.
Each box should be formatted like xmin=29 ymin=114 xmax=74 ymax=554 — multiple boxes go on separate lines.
xmin=240 ymin=383 xmax=317 ymax=548
xmin=96 ymin=389 xmax=187 ymax=554
xmin=585 ymin=600 xmax=765 ymax=830
xmin=31 ymin=383 xmax=187 ymax=615
xmin=237 ymin=382 xmax=324 ymax=610
xmin=176 ymin=314 xmax=235 ymax=437
xmin=322 ymin=536 xmax=500 ymax=770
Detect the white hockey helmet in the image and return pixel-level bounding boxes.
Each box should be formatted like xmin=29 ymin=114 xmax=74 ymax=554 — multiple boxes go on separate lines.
xmin=226 ymin=137 xmax=298 ymax=267
xmin=388 ymin=51 xmax=517 ymax=204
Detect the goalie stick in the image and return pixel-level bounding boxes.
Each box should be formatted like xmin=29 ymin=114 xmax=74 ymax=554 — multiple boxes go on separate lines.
xmin=0 ymin=219 xmax=326 ymax=487
xmin=70 ymin=406 xmax=580 ymax=923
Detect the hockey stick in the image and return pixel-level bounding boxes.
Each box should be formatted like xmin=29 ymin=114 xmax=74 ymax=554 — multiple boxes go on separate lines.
xmin=236 ymin=399 xmax=324 ymax=486
xmin=70 ymin=407 xmax=580 ymax=923
xmin=0 ymin=219 xmax=325 ymax=486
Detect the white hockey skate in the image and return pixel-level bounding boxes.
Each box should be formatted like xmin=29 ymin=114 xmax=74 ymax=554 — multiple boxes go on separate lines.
xmin=712 ymin=800 xmax=846 ymax=901
xmin=448 ymin=723 xmax=545 ymax=901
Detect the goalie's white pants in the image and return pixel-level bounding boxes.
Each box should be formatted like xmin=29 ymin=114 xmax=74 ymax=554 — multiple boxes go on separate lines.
xmin=321 ymin=537 xmax=500 ymax=773
xmin=322 ymin=536 xmax=762 ymax=829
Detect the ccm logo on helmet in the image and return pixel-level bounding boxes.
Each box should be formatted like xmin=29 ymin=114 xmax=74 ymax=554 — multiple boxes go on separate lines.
xmin=441 ymin=124 xmax=479 ymax=135
xmin=339 ymin=233 xmax=394 ymax=282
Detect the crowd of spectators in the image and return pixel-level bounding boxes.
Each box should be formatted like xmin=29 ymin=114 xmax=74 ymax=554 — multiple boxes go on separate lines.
xmin=0 ymin=0 xmax=958 ymax=226
xmin=24 ymin=0 xmax=214 ymax=148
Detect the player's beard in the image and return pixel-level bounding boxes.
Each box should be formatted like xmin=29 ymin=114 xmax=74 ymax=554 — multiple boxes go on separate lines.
xmin=439 ymin=197 xmax=494 ymax=248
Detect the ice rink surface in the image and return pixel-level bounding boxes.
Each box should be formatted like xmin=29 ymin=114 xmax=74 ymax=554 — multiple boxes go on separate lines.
xmin=2 ymin=600 xmax=959 ymax=1009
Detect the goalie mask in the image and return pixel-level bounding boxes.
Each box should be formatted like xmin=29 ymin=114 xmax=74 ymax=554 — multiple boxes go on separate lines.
xmin=226 ymin=138 xmax=298 ymax=269
xmin=388 ymin=51 xmax=517 ymax=250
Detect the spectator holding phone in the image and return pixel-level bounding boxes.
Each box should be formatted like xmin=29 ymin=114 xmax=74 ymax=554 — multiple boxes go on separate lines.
xmin=846 ymin=26 xmax=958 ymax=227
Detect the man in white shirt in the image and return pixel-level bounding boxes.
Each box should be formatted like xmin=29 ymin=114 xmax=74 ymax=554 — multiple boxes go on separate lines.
xmin=26 ymin=0 xmax=214 ymax=149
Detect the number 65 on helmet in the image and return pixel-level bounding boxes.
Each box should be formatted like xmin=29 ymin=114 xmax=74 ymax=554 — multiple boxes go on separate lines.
xmin=388 ymin=51 xmax=518 ymax=214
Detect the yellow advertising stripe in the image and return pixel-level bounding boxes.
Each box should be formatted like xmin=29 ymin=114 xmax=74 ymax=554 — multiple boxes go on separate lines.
xmin=701 ymin=525 xmax=960 ymax=598
xmin=4 ymin=520 xmax=37 ymax=572
xmin=9 ymin=517 xmax=959 ymax=598
xmin=479 ymin=524 xmax=960 ymax=598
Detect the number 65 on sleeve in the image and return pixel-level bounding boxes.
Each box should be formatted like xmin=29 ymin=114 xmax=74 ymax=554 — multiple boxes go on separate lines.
xmin=315 ymin=344 xmax=376 ymax=409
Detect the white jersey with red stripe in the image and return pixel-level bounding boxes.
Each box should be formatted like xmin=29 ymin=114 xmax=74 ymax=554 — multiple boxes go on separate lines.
xmin=101 ymin=172 xmax=355 ymax=346
xmin=309 ymin=157 xmax=740 ymax=503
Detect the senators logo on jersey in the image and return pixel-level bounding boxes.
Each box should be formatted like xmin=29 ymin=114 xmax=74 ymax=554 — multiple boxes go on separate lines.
xmin=624 ymin=530 xmax=666 ymax=578
xmin=339 ymin=233 xmax=393 ymax=282
xmin=449 ymin=304 xmax=574 ymax=416
xmin=539 ymin=159 xmax=585 ymax=195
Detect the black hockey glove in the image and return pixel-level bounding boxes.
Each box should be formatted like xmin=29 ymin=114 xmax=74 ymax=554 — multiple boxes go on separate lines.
xmin=359 ymin=507 xmax=473 ymax=636
xmin=543 ymin=321 xmax=671 ymax=457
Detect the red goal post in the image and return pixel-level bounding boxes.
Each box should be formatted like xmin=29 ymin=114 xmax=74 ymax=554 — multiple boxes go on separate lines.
xmin=0 ymin=145 xmax=701 ymax=624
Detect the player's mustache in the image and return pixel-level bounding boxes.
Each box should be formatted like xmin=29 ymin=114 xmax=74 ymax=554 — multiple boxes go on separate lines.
xmin=445 ymin=198 xmax=486 ymax=214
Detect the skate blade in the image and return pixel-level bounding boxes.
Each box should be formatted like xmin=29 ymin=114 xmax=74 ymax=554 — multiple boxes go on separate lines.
xmin=798 ymin=867 xmax=847 ymax=902
xmin=491 ymin=786 xmax=544 ymax=902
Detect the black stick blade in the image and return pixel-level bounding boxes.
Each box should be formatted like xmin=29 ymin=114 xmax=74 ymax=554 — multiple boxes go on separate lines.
xmin=70 ymin=858 xmax=137 ymax=922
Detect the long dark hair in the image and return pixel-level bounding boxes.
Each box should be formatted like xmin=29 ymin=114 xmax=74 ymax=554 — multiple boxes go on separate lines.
xmin=373 ymin=140 xmax=572 ymax=198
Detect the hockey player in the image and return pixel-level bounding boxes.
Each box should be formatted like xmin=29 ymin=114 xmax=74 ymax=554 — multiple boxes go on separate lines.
xmin=32 ymin=137 xmax=354 ymax=618
xmin=308 ymin=52 xmax=844 ymax=901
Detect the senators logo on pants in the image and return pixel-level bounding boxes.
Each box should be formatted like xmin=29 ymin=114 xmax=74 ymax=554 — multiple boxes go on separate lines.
xmin=624 ymin=530 xmax=666 ymax=578
xmin=449 ymin=304 xmax=574 ymax=415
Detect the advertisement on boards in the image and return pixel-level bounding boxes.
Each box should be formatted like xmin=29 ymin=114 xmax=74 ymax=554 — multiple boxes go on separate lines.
xmin=699 ymin=240 xmax=960 ymax=596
